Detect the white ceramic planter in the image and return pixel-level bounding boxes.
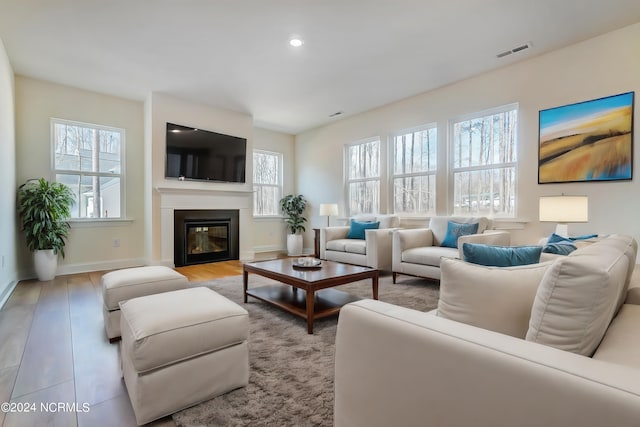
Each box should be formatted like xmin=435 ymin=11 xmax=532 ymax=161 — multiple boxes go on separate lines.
xmin=286 ymin=234 xmax=303 ymax=256
xmin=34 ymin=249 xmax=57 ymax=281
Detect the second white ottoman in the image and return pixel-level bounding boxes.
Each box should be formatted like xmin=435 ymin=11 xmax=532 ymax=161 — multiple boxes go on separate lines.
xmin=101 ymin=265 xmax=188 ymax=341
xmin=120 ymin=287 xmax=249 ymax=425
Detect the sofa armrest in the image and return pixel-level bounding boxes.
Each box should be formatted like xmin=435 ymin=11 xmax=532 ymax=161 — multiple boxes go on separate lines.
xmin=335 ymin=300 xmax=640 ymax=427
xmin=392 ymin=228 xmax=433 ymax=251
xmin=457 ymin=230 xmax=511 ymax=259
xmin=319 ymin=226 xmax=350 ymax=259
xmin=364 ymin=228 xmax=397 ymax=270
xmin=392 ymin=228 xmax=434 ymax=272
xmin=625 ymin=264 xmax=640 ymax=305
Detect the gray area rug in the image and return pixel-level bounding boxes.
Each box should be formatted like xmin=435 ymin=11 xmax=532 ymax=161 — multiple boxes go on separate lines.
xmin=172 ymin=273 xmax=439 ymax=427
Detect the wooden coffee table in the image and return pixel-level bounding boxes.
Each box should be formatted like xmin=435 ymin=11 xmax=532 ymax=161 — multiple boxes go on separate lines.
xmin=243 ymin=259 xmax=379 ymax=334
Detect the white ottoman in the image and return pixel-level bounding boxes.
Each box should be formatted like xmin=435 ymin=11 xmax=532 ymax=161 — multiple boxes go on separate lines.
xmin=101 ymin=266 xmax=188 ymax=341
xmin=120 ymin=287 xmax=249 ymax=425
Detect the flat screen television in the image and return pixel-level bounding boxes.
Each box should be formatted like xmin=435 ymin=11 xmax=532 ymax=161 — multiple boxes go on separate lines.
xmin=165 ymin=122 xmax=247 ymax=183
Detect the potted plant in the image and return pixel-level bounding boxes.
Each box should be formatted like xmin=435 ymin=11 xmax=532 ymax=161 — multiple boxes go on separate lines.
xmin=17 ymin=178 xmax=75 ymax=281
xmin=279 ymin=194 xmax=308 ymax=256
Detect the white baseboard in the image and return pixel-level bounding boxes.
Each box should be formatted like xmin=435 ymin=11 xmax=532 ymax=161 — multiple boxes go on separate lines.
xmin=56 ymin=258 xmax=148 ymax=276
xmin=253 ymin=245 xmax=284 ymax=253
xmin=0 ymin=279 xmax=18 ymax=309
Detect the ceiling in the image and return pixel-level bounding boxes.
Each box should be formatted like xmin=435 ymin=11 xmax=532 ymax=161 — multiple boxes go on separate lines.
xmin=1 ymin=1 xmax=639 ymax=134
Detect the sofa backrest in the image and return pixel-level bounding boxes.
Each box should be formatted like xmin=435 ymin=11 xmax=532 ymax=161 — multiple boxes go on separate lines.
xmin=428 ymin=216 xmax=490 ymax=246
xmin=526 ymin=235 xmax=635 ymax=357
xmin=352 ymin=214 xmax=400 ymax=229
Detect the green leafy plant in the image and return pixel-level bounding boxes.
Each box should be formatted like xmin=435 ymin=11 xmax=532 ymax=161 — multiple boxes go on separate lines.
xmin=17 ymin=178 xmax=75 ymax=258
xmin=279 ymin=194 xmax=308 ymax=234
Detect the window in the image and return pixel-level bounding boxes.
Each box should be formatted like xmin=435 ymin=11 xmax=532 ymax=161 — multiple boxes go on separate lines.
xmin=451 ymin=105 xmax=517 ymax=217
xmin=392 ymin=125 xmax=437 ymax=214
xmin=346 ymin=138 xmax=380 ymax=215
xmin=253 ymin=150 xmax=282 ymax=216
xmin=52 ymin=119 xmax=124 ymax=219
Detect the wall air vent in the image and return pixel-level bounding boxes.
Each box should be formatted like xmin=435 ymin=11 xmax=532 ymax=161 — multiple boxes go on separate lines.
xmin=496 ymin=42 xmax=532 ymax=58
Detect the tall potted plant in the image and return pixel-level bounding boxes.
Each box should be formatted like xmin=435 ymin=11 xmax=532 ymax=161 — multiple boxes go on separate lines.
xmin=17 ymin=178 xmax=75 ymax=281
xmin=279 ymin=194 xmax=308 ymax=256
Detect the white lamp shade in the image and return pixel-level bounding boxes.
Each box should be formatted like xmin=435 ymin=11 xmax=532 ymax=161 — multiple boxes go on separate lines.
xmin=539 ymin=196 xmax=588 ymax=223
xmin=319 ymin=203 xmax=339 ymax=216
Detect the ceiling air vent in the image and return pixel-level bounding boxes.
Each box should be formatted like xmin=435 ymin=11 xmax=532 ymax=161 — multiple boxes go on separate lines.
xmin=496 ymin=42 xmax=532 ymax=58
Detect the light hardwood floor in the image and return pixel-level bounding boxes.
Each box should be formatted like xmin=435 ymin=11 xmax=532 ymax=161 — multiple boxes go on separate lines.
xmin=0 ymin=260 xmax=243 ymax=427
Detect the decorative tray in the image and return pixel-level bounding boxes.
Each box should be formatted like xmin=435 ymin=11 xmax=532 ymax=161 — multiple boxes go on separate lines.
xmin=292 ymin=258 xmax=322 ymax=268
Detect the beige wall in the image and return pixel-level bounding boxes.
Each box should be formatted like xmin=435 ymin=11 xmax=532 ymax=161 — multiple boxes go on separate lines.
xmin=0 ymin=38 xmax=17 ymax=303
xmin=253 ymin=127 xmax=296 ymax=253
xmin=15 ymin=77 xmax=146 ymax=277
xmin=296 ymin=23 xmax=640 ymax=251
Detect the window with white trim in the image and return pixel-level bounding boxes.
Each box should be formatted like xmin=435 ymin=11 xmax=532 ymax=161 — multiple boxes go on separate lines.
xmin=451 ymin=105 xmax=517 ymax=217
xmin=52 ymin=118 xmax=124 ymax=219
xmin=346 ymin=137 xmax=380 ymax=215
xmin=392 ymin=124 xmax=437 ymax=214
xmin=253 ymin=149 xmax=283 ymax=216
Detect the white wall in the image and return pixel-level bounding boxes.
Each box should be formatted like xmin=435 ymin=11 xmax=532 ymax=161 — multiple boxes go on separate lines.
xmin=0 ymin=38 xmax=17 ymax=305
xmin=14 ymin=77 xmax=146 ymax=277
xmin=253 ymin=127 xmax=296 ymax=253
xmin=296 ymin=23 xmax=640 ymax=251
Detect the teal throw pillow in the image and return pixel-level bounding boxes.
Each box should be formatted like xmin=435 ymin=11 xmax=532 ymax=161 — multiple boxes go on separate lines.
xmin=544 ymin=233 xmax=577 ymax=255
xmin=346 ymin=220 xmax=380 ymax=240
xmin=462 ymin=243 xmax=543 ymax=267
xmin=440 ymin=221 xmax=479 ymax=248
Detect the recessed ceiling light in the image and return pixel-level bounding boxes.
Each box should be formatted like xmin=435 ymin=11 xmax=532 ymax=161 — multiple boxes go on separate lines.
xmin=289 ymin=38 xmax=304 ymax=48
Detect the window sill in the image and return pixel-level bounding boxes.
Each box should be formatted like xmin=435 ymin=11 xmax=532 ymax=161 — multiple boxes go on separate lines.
xmin=69 ymin=218 xmax=134 ymax=228
xmin=253 ymin=216 xmax=284 ymax=221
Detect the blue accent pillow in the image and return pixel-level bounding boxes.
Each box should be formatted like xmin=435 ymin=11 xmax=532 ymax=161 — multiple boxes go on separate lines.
xmin=462 ymin=243 xmax=543 ymax=267
xmin=440 ymin=221 xmax=479 ymax=248
xmin=544 ymin=233 xmax=577 ymax=255
xmin=569 ymin=234 xmax=598 ymax=241
xmin=543 ymin=242 xmax=577 ymax=255
xmin=346 ymin=220 xmax=380 ymax=240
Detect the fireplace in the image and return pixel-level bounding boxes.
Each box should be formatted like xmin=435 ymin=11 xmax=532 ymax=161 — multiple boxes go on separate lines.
xmin=174 ymin=209 xmax=239 ymax=267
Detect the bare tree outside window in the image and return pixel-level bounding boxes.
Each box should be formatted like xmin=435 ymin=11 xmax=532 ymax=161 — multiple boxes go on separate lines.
xmin=52 ymin=119 xmax=123 ymax=219
xmin=346 ymin=138 xmax=380 ymax=215
xmin=451 ymin=106 xmax=517 ymax=217
xmin=253 ymin=150 xmax=282 ymax=216
xmin=392 ymin=125 xmax=437 ymax=214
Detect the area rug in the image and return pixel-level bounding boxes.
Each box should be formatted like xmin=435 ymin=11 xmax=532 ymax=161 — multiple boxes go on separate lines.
xmin=172 ymin=273 xmax=439 ymax=427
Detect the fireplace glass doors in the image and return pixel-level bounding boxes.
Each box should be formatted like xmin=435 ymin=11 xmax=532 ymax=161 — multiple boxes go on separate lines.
xmin=174 ymin=210 xmax=239 ymax=267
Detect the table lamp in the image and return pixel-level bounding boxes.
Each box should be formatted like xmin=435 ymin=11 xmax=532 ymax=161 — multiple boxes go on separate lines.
xmin=539 ymin=195 xmax=588 ymax=237
xmin=319 ymin=203 xmax=339 ymax=227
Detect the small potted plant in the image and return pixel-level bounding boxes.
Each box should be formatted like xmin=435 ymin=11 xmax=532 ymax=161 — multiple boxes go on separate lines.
xmin=17 ymin=178 xmax=75 ymax=281
xmin=279 ymin=194 xmax=308 ymax=256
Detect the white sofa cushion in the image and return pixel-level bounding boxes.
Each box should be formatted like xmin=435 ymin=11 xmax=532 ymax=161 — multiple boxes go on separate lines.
xmin=438 ymin=258 xmax=552 ymax=338
xmin=401 ymin=246 xmax=458 ymax=266
xmin=526 ymin=236 xmax=632 ymax=356
xmin=592 ymin=304 xmax=640 ymax=369
xmin=326 ymin=239 xmax=367 ymax=255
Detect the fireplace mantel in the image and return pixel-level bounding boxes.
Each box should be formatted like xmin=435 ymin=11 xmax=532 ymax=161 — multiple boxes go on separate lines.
xmin=156 ymin=185 xmax=253 ymax=264
xmin=155 ymin=186 xmax=254 ymax=197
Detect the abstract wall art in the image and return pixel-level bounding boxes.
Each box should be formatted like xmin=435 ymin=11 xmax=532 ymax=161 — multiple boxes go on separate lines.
xmin=538 ymin=92 xmax=634 ymax=184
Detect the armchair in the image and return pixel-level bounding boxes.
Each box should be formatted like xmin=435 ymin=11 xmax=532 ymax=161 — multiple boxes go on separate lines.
xmin=319 ymin=214 xmax=400 ymax=270
xmin=392 ymin=216 xmax=509 ymax=282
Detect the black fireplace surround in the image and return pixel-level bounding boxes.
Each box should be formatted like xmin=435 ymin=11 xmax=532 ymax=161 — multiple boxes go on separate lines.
xmin=174 ymin=209 xmax=239 ymax=267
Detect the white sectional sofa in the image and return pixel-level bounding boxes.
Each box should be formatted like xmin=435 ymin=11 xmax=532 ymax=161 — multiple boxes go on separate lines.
xmin=334 ymin=234 xmax=640 ymax=427
xmin=392 ymin=215 xmax=510 ymax=282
